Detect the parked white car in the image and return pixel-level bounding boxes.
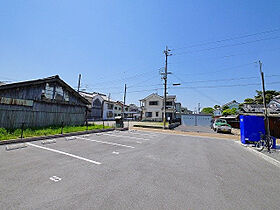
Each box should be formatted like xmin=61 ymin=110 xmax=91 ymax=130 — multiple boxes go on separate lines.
xmin=212 ymin=119 xmax=232 ymax=133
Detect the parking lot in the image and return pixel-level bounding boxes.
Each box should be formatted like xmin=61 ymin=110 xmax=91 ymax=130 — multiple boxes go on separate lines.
xmin=1 ymin=130 xmax=280 ymax=209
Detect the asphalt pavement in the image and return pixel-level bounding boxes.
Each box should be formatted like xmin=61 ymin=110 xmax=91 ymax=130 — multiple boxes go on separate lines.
xmin=0 ymin=130 xmax=280 ymax=210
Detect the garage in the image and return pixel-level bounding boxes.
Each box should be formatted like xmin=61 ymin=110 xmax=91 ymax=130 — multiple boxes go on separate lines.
xmin=181 ymin=114 xmax=212 ymax=126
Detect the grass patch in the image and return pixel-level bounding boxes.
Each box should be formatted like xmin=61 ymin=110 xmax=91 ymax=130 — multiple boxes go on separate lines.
xmin=0 ymin=124 xmax=112 ymax=141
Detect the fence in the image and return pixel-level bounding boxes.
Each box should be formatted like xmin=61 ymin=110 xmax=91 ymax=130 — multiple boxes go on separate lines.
xmin=0 ymin=118 xmax=115 ymax=140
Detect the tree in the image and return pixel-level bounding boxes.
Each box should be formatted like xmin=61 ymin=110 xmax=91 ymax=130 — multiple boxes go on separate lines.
xmin=222 ymin=108 xmax=237 ymax=116
xmin=222 ymin=105 xmax=229 ymax=111
xmin=244 ymin=98 xmax=255 ymax=104
xmin=201 ymin=107 xmax=214 ymax=115
xmin=254 ymin=90 xmax=280 ymax=104
xmin=214 ymin=105 xmax=220 ymax=109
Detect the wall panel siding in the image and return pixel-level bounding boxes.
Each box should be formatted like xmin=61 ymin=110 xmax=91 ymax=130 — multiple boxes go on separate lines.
xmin=0 ymin=102 xmax=86 ymax=128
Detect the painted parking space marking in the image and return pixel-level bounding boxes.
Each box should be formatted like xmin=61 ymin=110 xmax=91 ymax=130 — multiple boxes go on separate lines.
xmin=129 ymin=131 xmax=158 ymax=137
xmin=112 ymin=151 xmax=119 ymax=155
xmin=76 ymin=136 xmax=135 ymax=149
xmin=102 ymin=133 xmax=150 ymax=141
xmin=27 ymin=143 xmax=101 ymax=165
xmin=49 ymin=176 xmax=62 ymax=182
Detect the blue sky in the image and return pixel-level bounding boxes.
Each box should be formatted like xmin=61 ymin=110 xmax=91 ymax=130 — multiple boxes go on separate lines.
xmin=0 ymin=0 xmax=279 ymax=110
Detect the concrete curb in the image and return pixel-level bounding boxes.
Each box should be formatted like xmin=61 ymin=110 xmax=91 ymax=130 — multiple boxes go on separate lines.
xmin=133 ymin=125 xmax=163 ymax=129
xmin=0 ymin=127 xmax=128 ymax=145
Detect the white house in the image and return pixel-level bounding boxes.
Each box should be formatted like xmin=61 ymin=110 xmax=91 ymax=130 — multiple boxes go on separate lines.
xmin=140 ymin=93 xmax=177 ymax=121
xmin=268 ymin=95 xmax=280 ymax=112
xmin=79 ymin=91 xmax=124 ymax=120
xmin=213 ymin=109 xmax=222 ymax=117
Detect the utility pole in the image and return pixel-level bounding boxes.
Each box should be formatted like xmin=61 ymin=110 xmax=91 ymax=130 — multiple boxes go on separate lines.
xmin=108 ymin=93 xmax=111 ymax=101
xmin=259 ymin=60 xmax=271 ymax=151
xmin=77 ymin=74 xmax=81 ymax=93
xmin=122 ymin=84 xmax=127 ymax=119
xmin=162 ymin=46 xmax=172 ymax=129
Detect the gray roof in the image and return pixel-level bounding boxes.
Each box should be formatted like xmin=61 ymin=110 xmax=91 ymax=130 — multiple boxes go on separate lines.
xmin=0 ymin=75 xmax=90 ymax=105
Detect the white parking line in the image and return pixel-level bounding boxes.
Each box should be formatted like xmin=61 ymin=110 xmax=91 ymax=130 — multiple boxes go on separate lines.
xmin=50 ymin=176 xmax=62 ymax=182
xmin=102 ymin=133 xmax=150 ymax=141
xmin=129 ymin=131 xmax=158 ymax=137
xmin=27 ymin=143 xmax=101 ymax=165
xmin=76 ymin=136 xmax=135 ymax=149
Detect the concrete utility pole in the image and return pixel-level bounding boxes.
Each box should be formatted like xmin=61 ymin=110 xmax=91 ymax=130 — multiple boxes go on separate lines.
xmin=259 ymin=61 xmax=271 ymax=150
xmin=122 ymin=84 xmax=127 ymax=119
xmin=77 ymin=74 xmax=81 ymax=93
xmin=162 ymin=46 xmax=172 ymax=129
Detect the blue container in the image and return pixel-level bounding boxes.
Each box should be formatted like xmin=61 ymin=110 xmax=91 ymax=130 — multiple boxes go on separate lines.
xmin=271 ymin=136 xmax=277 ymax=149
xmin=240 ymin=115 xmax=265 ymax=144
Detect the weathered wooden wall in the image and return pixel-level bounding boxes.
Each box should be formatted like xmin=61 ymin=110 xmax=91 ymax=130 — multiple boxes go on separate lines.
xmin=0 ymin=81 xmax=87 ymax=129
xmin=0 ymin=102 xmax=86 ymax=129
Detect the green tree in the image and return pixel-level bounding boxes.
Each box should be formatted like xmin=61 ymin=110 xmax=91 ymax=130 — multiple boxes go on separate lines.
xmin=222 ymin=108 xmax=237 ymax=116
xmin=222 ymin=105 xmax=229 ymax=111
xmin=201 ymin=107 xmax=214 ymax=115
xmin=254 ymin=90 xmax=280 ymax=104
xmin=214 ymin=105 xmax=220 ymax=109
xmin=244 ymin=98 xmax=255 ymax=104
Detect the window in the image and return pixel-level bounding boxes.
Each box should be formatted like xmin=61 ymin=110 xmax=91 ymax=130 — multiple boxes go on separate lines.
xmin=107 ymin=103 xmax=114 ymax=109
xmin=54 ymin=86 xmax=64 ymax=101
xmin=156 ymin=112 xmax=159 ymax=117
xmin=166 ymin=101 xmax=172 ymax=106
xmin=43 ymin=83 xmax=54 ymax=99
xmin=42 ymin=83 xmax=69 ymax=102
xmin=107 ymin=111 xmax=113 ymax=118
xmin=149 ymin=101 xmax=158 ymax=106
xmin=145 ymin=112 xmax=152 ymax=117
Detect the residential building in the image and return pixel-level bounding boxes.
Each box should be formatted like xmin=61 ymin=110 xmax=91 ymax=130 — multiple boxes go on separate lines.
xmin=213 ymin=109 xmax=222 ymax=117
xmin=125 ymin=104 xmax=141 ymax=120
xmin=0 ymin=75 xmax=90 ymax=129
xmin=268 ymin=95 xmax=280 ymax=112
xmin=181 ymin=107 xmax=193 ymax=114
xmin=140 ymin=93 xmax=177 ymax=121
xmin=175 ymin=102 xmax=182 ymax=119
xmin=79 ymin=92 xmax=127 ymax=120
xmin=222 ymin=100 xmax=240 ymax=109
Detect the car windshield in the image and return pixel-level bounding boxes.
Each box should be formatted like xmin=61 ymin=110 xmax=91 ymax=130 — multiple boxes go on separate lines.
xmin=216 ymin=119 xmax=227 ymax=124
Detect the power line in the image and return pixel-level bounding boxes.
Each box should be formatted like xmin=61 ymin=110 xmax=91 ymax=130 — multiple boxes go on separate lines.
xmin=168 ymin=47 xmax=280 ymax=64
xmin=110 ymin=81 xmax=280 ymax=95
xmin=173 ymin=81 xmax=280 ymax=89
xmin=175 ymin=62 xmax=256 ymax=76
xmin=172 ymin=28 xmax=280 ymax=51
xmin=174 ymin=36 xmax=280 ymax=56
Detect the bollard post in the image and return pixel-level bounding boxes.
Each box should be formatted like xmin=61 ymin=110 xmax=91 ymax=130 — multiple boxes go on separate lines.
xmin=86 ymin=119 xmax=88 ymax=131
xmin=61 ymin=121 xmax=64 ymax=134
xmin=20 ymin=122 xmax=25 ymax=139
xmin=102 ymin=119 xmax=105 ymax=130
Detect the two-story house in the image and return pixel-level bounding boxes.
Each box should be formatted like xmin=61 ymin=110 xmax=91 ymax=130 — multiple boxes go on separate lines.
xmin=79 ymin=91 xmax=125 ymax=120
xmin=140 ymin=93 xmax=176 ymax=121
